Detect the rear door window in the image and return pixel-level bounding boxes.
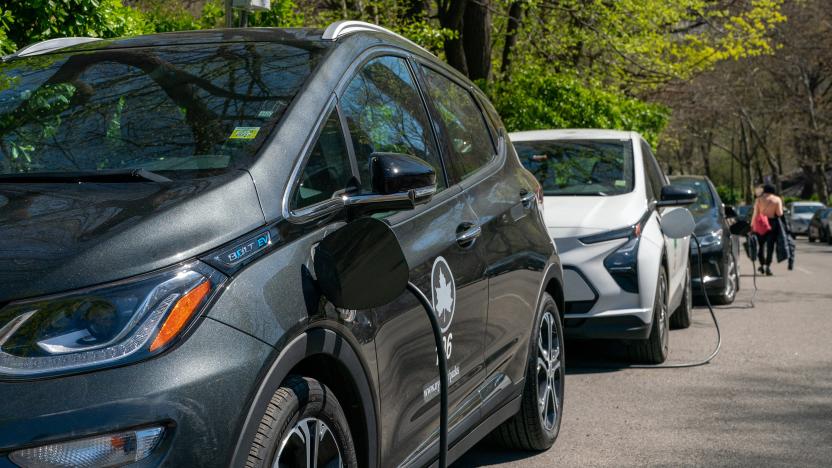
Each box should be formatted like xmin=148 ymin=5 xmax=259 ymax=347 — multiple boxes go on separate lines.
xmin=339 ymin=56 xmax=445 ymax=193
xmin=419 ymin=66 xmax=495 ymax=183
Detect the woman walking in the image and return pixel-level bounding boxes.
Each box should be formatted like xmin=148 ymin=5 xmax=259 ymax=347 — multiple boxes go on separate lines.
xmin=751 ymin=184 xmax=784 ymax=275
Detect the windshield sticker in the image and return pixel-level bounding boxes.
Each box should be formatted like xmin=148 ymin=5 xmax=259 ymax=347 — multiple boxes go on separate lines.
xmin=257 ymin=110 xmax=273 ymax=119
xmin=614 ymin=180 xmax=626 ymax=187
xmin=230 ymin=127 xmax=260 ymax=140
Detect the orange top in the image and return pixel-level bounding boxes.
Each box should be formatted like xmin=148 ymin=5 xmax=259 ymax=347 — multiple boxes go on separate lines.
xmin=753 ymin=193 xmax=784 ymax=219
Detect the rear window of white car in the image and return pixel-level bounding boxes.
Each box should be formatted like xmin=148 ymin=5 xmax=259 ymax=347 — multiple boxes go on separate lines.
xmin=514 ymin=139 xmax=634 ymax=196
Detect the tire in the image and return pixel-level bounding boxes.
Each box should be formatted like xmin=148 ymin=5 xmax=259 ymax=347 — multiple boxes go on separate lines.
xmin=489 ymin=293 xmax=564 ymax=451
xmin=245 ymin=375 xmax=358 ymax=468
xmin=827 ymin=228 xmax=832 ymax=245
xmin=808 ymin=231 xmax=816 ymax=242
xmin=670 ymin=264 xmax=692 ymax=329
xmin=711 ymin=253 xmax=738 ymax=305
xmin=627 ymin=267 xmax=669 ymax=364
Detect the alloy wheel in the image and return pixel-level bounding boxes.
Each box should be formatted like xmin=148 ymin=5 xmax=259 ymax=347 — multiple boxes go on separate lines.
xmin=536 ymin=310 xmax=563 ymax=432
xmin=657 ymin=275 xmax=669 ymax=351
xmin=274 ymin=417 xmax=343 ymax=468
xmin=725 ymin=254 xmax=737 ymax=299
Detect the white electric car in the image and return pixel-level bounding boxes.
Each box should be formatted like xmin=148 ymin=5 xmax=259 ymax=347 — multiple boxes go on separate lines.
xmin=511 ymin=129 xmax=696 ymax=363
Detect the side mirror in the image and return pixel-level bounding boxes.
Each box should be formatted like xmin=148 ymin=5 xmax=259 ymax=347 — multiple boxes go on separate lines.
xmin=314 ymin=217 xmax=409 ymax=309
xmin=661 ymin=208 xmax=696 ymax=239
xmin=344 ymin=152 xmax=437 ymax=217
xmin=657 ymin=185 xmax=697 ymax=208
xmin=724 ymin=205 xmax=737 ymax=218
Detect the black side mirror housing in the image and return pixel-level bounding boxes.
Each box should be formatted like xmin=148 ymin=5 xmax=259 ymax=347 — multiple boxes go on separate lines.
xmin=371 ymin=152 xmax=436 ymax=201
xmin=344 ymin=153 xmax=437 ymax=218
xmin=724 ymin=205 xmax=737 ymax=218
xmin=657 ymin=184 xmax=697 ymax=208
xmin=314 ymin=217 xmax=409 ymax=310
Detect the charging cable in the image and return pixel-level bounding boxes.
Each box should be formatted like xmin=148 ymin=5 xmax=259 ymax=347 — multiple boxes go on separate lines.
xmin=629 ymin=234 xmax=720 ymax=369
xmin=407 ymin=282 xmax=449 ymax=468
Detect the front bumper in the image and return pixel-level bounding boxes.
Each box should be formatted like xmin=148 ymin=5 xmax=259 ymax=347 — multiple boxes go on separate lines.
xmin=0 ymin=318 xmax=272 ymax=467
xmin=791 ymin=219 xmax=810 ymax=234
xmin=690 ymin=250 xmax=727 ymax=296
xmin=556 ymin=236 xmax=652 ymax=340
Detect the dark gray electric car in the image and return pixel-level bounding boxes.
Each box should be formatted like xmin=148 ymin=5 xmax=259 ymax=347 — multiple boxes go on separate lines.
xmin=0 ymin=22 xmax=565 ymax=467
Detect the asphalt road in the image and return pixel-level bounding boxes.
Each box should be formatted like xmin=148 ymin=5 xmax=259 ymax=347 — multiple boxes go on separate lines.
xmin=456 ymin=238 xmax=832 ymax=467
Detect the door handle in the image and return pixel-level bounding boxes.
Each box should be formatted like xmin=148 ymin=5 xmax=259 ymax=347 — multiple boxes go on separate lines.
xmin=520 ymin=190 xmax=536 ymax=208
xmin=456 ymin=223 xmax=482 ymax=247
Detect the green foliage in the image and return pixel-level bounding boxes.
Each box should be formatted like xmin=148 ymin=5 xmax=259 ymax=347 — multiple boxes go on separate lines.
xmin=716 ymin=185 xmax=741 ymax=205
xmin=1 ymin=0 xmax=152 ymax=50
xmin=482 ymin=69 xmax=668 ymax=147
xmin=0 ymin=7 xmax=14 ymax=54
xmin=246 ymin=0 xmax=303 ymax=28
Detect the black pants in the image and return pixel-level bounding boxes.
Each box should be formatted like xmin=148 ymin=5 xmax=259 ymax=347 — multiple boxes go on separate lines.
xmin=758 ymin=217 xmax=778 ymax=266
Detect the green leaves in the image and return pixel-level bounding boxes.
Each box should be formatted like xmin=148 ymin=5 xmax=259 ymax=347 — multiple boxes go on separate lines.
xmin=482 ymin=69 xmax=668 ymax=146
xmin=0 ymin=0 xmax=152 ymax=52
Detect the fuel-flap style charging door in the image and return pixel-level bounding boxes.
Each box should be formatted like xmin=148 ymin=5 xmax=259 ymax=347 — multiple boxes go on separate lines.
xmin=661 ymin=208 xmax=696 ymax=239
xmin=314 ymin=217 xmax=409 ymax=309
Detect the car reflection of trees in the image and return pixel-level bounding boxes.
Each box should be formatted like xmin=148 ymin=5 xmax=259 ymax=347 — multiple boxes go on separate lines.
xmin=0 ymin=43 xmax=318 ymax=284
xmin=0 ymin=43 xmax=315 ymax=173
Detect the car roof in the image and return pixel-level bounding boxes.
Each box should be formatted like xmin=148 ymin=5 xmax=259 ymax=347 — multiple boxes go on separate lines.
xmin=669 ymin=175 xmax=709 ymax=182
xmin=4 ymin=28 xmax=330 ymax=60
xmin=509 ymin=129 xmax=637 ymax=142
xmin=790 ymin=201 xmax=825 ymax=206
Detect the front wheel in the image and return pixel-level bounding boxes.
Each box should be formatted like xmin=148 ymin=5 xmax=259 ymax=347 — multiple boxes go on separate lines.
xmin=489 ymin=293 xmax=564 ymax=450
xmin=627 ymin=267 xmax=669 ymax=364
xmin=245 ymin=375 xmax=357 ymax=468
xmin=711 ymin=253 xmax=738 ymax=305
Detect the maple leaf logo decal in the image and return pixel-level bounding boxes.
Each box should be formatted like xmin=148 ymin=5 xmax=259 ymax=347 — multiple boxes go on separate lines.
xmin=431 ymin=257 xmax=455 ymax=333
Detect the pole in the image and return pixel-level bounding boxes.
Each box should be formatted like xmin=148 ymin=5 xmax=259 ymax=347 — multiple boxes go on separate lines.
xmin=225 ymin=0 xmax=233 ymax=27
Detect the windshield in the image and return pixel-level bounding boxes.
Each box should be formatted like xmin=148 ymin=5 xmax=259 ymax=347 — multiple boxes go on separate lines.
xmin=794 ymin=205 xmax=824 ymax=214
xmin=671 ymin=177 xmax=714 ymax=219
xmin=0 ymin=42 xmax=322 ymax=178
xmin=514 ymin=139 xmax=634 ymax=196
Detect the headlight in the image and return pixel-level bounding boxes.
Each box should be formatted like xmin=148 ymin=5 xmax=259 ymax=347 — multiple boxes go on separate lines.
xmin=604 ymin=237 xmax=641 ymax=294
xmin=0 ymin=262 xmax=224 ymax=378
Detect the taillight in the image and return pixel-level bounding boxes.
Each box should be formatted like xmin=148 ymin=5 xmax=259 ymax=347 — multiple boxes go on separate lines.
xmin=535 ymin=184 xmax=544 ymax=213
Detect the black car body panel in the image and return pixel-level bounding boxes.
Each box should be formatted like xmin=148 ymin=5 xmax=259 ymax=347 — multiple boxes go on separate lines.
xmin=670 ymin=175 xmax=739 ymax=297
xmin=0 ymin=27 xmax=561 ymax=467
xmin=0 ymin=171 xmax=264 ymax=303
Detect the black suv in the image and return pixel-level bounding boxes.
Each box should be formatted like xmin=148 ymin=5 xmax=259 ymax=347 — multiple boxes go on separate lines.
xmin=0 ymin=22 xmax=564 ymax=467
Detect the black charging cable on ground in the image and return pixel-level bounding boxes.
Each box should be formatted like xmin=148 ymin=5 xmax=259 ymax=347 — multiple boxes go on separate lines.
xmin=407 ymin=282 xmax=449 ymax=468
xmin=630 ymin=234 xmax=721 ymax=369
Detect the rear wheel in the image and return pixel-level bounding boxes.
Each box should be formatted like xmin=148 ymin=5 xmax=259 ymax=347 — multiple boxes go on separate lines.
xmin=489 ymin=293 xmax=563 ymax=450
xmin=711 ymin=253 xmax=738 ymax=305
xmin=627 ymin=267 xmax=669 ymax=364
xmin=245 ymin=375 xmax=357 ymax=468
xmin=809 ymin=230 xmax=816 ymax=242
xmin=670 ymin=264 xmax=692 ymax=329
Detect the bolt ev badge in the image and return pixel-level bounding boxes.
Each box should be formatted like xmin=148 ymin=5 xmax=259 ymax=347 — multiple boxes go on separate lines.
xmin=431 ymin=256 xmax=455 ymax=334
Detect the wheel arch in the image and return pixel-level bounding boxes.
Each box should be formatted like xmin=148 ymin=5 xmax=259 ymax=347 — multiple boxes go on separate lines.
xmin=229 ymin=327 xmax=379 ymax=468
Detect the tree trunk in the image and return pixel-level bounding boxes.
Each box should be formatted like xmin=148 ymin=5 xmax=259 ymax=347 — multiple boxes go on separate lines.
xmin=403 ymin=0 xmax=430 ymax=20
xmin=438 ymin=0 xmax=468 ymax=75
xmin=462 ymin=0 xmax=492 ymax=81
xmin=500 ymin=2 xmax=524 ymax=77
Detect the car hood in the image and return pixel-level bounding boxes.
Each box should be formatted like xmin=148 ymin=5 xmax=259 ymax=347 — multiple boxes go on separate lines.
xmin=543 ymin=194 xmax=647 ymax=238
xmin=792 ymin=213 xmax=815 ymax=221
xmin=0 ymin=171 xmax=265 ymax=303
xmin=692 ymin=209 xmax=720 ymax=236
